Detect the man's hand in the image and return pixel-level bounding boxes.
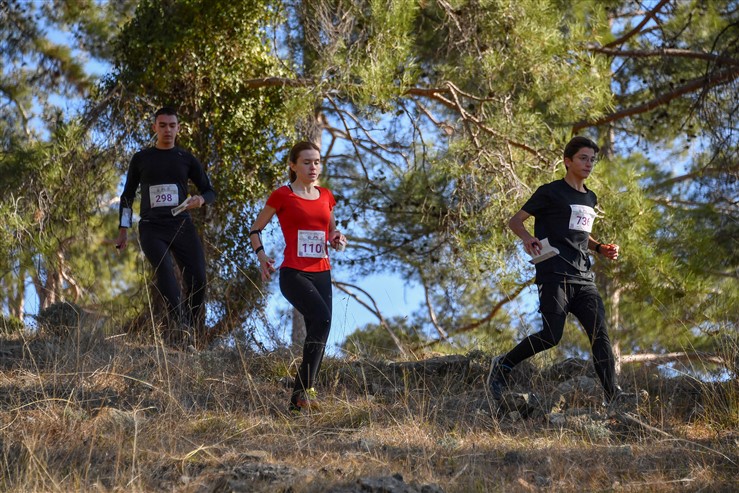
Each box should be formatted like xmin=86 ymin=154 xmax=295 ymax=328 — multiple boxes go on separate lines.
xmin=186 ymin=195 xmax=205 ymax=210
xmin=523 ymin=236 xmax=543 ymax=256
xmin=600 ymin=243 xmax=619 ymax=260
xmin=115 ymin=228 xmax=128 ymax=251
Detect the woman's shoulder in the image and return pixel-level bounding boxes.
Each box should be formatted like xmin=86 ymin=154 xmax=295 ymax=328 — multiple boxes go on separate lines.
xmin=267 ymin=184 xmax=291 ymax=202
xmin=317 ymin=186 xmax=335 ymax=198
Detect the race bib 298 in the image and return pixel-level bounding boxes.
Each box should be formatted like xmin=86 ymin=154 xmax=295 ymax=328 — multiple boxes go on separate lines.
xmin=149 ymin=184 xmax=179 ymax=208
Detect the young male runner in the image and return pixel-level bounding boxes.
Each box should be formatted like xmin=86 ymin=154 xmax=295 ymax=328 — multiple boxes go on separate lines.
xmin=115 ymin=107 xmax=216 ymax=348
xmin=489 ymin=136 xmax=622 ymax=404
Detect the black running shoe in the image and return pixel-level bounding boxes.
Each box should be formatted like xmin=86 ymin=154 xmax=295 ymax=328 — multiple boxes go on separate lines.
xmin=487 ymin=358 xmax=512 ymax=400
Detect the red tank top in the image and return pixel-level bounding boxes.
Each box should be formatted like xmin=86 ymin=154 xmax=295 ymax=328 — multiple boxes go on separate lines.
xmin=266 ymin=185 xmax=336 ymax=272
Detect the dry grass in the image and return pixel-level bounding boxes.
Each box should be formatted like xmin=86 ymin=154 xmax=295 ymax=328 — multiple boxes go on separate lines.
xmin=1 ymin=327 xmax=737 ymax=493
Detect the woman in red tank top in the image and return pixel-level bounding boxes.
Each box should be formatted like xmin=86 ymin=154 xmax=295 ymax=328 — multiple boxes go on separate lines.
xmin=250 ymin=142 xmax=347 ymax=414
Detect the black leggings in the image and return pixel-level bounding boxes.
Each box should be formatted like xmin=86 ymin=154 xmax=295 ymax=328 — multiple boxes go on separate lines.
xmin=500 ymin=282 xmax=617 ymax=398
xmin=279 ymin=268 xmax=332 ymax=399
xmin=138 ymin=219 xmax=207 ymax=329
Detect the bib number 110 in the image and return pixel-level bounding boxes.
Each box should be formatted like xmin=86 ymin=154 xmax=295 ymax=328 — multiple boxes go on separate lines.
xmin=297 ymin=230 xmax=327 ymax=258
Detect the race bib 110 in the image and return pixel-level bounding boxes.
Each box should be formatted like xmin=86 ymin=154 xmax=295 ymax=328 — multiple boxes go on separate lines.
xmin=569 ymin=204 xmax=596 ymax=232
xmin=297 ymin=230 xmax=327 ymax=258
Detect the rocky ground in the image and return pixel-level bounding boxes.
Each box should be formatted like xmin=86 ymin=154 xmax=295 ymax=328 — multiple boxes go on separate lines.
xmin=1 ymin=333 xmax=737 ymax=492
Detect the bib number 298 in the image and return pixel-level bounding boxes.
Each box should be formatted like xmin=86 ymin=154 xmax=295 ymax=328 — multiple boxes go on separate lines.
xmin=149 ymin=184 xmax=179 ymax=208
xmin=297 ymin=230 xmax=327 ymax=258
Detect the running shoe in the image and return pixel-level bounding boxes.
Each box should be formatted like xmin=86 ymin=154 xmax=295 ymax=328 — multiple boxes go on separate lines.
xmin=289 ymin=387 xmax=319 ymax=414
xmin=604 ymin=387 xmax=644 ymax=414
xmin=487 ymin=357 xmax=512 ymax=401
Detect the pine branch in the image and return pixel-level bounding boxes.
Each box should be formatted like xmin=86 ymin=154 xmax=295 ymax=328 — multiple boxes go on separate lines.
xmin=572 ymin=67 xmax=739 ymax=131
xmin=587 ymin=45 xmax=739 ymax=66
xmin=648 ymin=165 xmax=739 ymax=190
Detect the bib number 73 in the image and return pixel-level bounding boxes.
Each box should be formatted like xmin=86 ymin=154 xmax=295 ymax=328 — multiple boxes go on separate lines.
xmin=569 ymin=205 xmax=596 ymax=233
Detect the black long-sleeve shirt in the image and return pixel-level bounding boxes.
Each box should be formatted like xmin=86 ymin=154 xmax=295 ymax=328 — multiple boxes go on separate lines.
xmin=118 ymin=146 xmax=216 ymax=228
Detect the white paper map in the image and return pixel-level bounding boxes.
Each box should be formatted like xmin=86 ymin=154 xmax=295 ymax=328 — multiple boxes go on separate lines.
xmin=171 ymin=197 xmax=193 ymax=216
xmin=529 ymin=238 xmax=560 ymax=264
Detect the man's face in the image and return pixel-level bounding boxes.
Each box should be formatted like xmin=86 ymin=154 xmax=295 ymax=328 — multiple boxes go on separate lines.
xmin=564 ymin=147 xmax=597 ymax=179
xmin=153 ymin=114 xmax=179 ymax=148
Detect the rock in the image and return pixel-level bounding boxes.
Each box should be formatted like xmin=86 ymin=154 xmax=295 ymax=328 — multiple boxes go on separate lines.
xmin=498 ymin=392 xmax=545 ymax=418
xmin=94 ymin=407 xmax=145 ymax=434
xmin=327 ymin=474 xmax=445 ymax=493
xmin=553 ymin=376 xmax=601 ymax=409
xmin=194 ymin=463 xmax=307 ymax=493
xmin=503 ymin=450 xmax=525 ymax=465
xmin=546 ymin=411 xmax=611 ymax=439
xmin=542 ymin=358 xmax=594 ymax=382
xmin=239 ymin=450 xmax=269 ymax=462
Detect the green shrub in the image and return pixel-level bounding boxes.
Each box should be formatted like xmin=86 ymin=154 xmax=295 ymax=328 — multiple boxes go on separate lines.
xmin=36 ymin=301 xmax=82 ymax=336
xmin=0 ymin=315 xmax=25 ymax=336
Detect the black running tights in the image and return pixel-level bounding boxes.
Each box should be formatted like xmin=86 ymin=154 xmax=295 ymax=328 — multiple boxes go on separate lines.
xmin=279 ymin=268 xmax=332 ymax=399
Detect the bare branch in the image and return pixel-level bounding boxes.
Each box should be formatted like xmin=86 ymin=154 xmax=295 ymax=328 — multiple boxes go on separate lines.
xmin=621 ymin=351 xmax=729 ymax=367
xmin=417 ymin=273 xmax=449 ymax=341
xmin=605 ymin=0 xmax=671 ymax=49
xmin=237 ymin=77 xmax=546 ymax=161
xmin=333 ymin=281 xmax=409 ymax=358
xmin=322 ymin=103 xmax=410 ymax=171
xmin=326 ymin=95 xmax=373 ymax=182
xmin=413 ymin=280 xmax=532 ymax=350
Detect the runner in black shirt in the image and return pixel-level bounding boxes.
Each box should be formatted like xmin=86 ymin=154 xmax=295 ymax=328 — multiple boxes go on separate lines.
xmin=115 ymin=107 xmax=216 ymax=348
xmin=489 ymin=136 xmax=621 ymax=404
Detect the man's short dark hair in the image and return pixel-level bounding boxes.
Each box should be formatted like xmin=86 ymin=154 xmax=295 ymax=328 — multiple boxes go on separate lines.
xmin=154 ymin=107 xmax=178 ymax=120
xmin=564 ymin=136 xmax=599 ymax=160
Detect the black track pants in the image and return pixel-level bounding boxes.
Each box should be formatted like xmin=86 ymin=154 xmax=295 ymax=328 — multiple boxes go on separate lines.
xmin=279 ymin=268 xmax=332 ymax=399
xmin=501 ymin=282 xmax=617 ymax=398
xmin=138 ymin=218 xmax=207 ymax=329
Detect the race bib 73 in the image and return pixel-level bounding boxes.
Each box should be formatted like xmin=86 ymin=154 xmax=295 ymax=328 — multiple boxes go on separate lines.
xmin=569 ymin=204 xmax=596 ymax=232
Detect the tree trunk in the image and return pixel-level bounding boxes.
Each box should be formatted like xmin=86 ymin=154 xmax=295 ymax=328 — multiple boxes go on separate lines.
xmin=610 ymin=287 xmax=623 ymax=376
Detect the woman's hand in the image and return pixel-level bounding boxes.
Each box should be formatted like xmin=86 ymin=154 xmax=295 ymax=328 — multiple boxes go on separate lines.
xmin=329 ymin=230 xmax=347 ymax=251
xmin=257 ymin=251 xmax=276 ymax=281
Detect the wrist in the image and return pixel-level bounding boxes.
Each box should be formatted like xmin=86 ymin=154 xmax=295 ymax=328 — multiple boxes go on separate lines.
xmin=595 ymin=243 xmax=602 ymax=254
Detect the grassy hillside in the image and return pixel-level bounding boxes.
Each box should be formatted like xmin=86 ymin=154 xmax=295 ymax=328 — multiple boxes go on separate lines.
xmin=1 ymin=327 xmax=737 ymax=492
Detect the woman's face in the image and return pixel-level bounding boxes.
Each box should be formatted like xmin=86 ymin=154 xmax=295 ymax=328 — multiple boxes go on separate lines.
xmin=290 ymin=149 xmax=322 ymax=183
